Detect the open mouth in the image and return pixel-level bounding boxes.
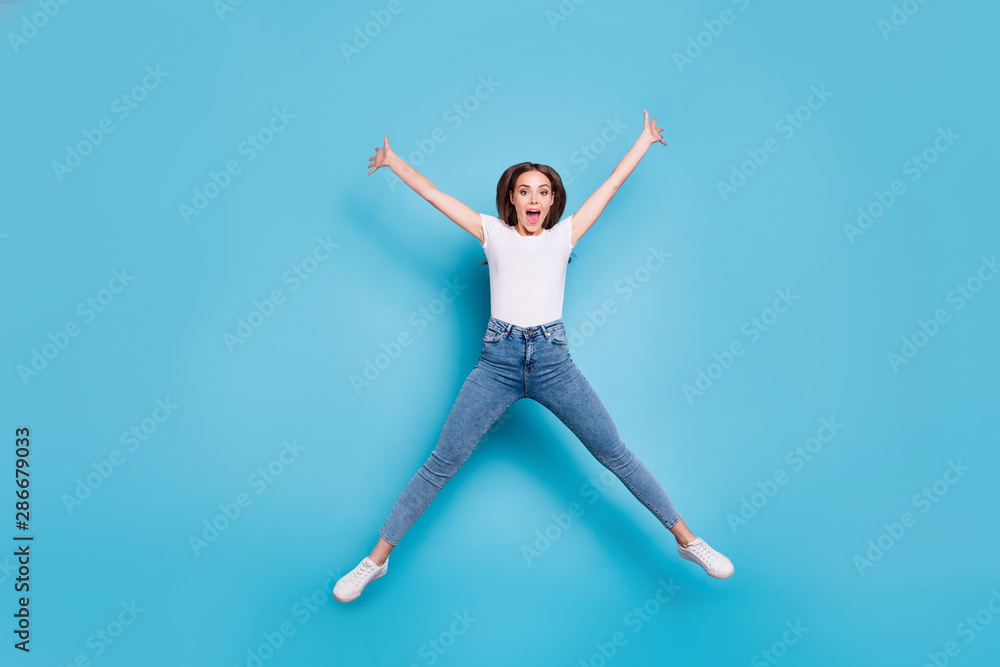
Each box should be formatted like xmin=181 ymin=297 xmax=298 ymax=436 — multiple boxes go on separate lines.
xmin=526 ymin=208 xmax=541 ymax=225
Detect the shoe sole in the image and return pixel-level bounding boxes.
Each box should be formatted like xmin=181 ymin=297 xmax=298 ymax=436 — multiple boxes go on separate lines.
xmin=333 ymin=566 xmax=387 ymax=602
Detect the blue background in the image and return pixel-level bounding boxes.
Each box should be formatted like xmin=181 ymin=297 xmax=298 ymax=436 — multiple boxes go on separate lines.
xmin=2 ymin=0 xmax=998 ymax=665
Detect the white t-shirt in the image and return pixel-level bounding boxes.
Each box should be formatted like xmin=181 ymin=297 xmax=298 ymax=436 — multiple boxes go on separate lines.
xmin=479 ymin=212 xmax=575 ymax=327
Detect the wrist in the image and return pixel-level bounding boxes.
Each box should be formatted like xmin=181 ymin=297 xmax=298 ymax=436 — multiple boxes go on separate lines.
xmin=386 ymin=151 xmax=404 ymax=172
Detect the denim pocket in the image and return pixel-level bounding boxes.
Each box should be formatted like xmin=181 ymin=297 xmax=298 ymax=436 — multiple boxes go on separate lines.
xmin=483 ymin=327 xmax=503 ymax=344
xmin=548 ymin=328 xmax=568 ymax=345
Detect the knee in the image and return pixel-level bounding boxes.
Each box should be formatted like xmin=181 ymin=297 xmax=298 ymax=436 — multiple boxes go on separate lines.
xmin=602 ymin=439 xmax=637 ymax=473
xmin=419 ymin=450 xmax=462 ymax=486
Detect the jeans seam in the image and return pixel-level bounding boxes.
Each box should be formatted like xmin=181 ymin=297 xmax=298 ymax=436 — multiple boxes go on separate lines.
xmin=381 ymin=401 xmax=506 ymax=548
xmin=623 ymin=476 xmax=673 ymax=528
xmin=600 ymin=451 xmax=677 ymax=529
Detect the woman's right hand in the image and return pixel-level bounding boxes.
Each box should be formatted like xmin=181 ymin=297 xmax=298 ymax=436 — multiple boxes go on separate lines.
xmin=367 ymin=135 xmax=395 ymax=174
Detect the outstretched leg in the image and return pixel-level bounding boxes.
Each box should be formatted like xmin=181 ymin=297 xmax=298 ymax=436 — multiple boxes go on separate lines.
xmin=532 ymin=361 xmax=691 ymax=543
xmin=378 ymin=367 xmax=520 ymax=549
xmin=533 ymin=360 xmax=734 ymax=577
xmin=336 ymin=365 xmax=519 ymax=602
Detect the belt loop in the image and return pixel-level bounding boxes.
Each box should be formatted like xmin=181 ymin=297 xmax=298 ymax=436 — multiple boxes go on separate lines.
xmin=539 ymin=322 xmax=550 ymax=338
xmin=503 ymin=321 xmax=511 ymax=338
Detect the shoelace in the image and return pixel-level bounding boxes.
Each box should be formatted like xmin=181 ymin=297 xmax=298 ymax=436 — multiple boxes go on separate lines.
xmin=687 ymin=541 xmax=721 ymax=565
xmin=347 ymin=560 xmax=376 ymax=584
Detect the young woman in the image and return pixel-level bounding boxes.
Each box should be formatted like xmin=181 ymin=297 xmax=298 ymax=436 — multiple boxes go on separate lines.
xmin=334 ymin=110 xmax=734 ymax=603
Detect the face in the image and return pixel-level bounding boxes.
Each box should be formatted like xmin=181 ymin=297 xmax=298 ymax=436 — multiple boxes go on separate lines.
xmin=509 ymin=170 xmax=553 ymax=236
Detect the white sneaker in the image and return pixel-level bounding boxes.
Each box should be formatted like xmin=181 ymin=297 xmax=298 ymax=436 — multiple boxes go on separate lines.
xmin=333 ymin=556 xmax=389 ymax=602
xmin=678 ymin=537 xmax=734 ymax=579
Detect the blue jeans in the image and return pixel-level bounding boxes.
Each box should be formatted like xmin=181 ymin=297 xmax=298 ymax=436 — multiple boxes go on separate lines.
xmin=379 ymin=316 xmax=682 ymax=546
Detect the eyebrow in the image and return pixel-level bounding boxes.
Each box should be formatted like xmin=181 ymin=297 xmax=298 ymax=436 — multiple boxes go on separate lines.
xmin=516 ymin=184 xmax=550 ymax=188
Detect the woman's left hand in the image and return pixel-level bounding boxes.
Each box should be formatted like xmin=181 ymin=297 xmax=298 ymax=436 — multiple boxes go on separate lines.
xmin=640 ymin=109 xmax=667 ymax=147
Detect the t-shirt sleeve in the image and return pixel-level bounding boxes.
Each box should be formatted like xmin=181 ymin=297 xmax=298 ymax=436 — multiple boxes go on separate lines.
xmin=565 ymin=214 xmax=575 ymax=249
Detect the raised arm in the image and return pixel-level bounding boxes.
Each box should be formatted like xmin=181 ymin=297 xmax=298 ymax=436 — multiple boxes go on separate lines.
xmin=570 ymin=110 xmax=667 ymax=246
xmin=368 ymin=135 xmax=484 ymax=244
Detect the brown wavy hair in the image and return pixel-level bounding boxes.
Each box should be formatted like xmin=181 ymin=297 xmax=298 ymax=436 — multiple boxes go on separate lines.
xmin=478 ymin=163 xmax=575 ymax=266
